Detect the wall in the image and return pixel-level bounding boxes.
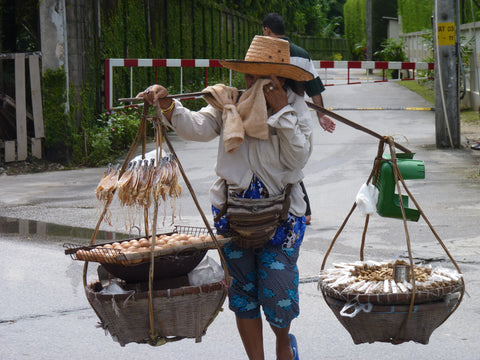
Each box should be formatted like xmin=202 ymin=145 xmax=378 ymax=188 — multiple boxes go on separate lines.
xmin=402 ymin=21 xmax=480 ymax=110
xmin=38 ymin=0 xmax=349 ymax=116
xmin=292 ymin=35 xmax=350 ymax=60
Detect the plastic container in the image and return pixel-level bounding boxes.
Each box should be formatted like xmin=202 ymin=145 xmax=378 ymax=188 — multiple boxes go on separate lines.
xmin=376 ymin=153 xmax=425 ymax=221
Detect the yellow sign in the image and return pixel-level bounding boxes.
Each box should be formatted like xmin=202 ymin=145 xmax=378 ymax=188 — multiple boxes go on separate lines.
xmin=437 ymin=22 xmax=455 ymax=46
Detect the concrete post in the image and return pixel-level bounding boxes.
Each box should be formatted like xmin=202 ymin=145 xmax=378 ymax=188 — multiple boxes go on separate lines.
xmin=434 ymin=0 xmax=460 ymax=148
xmin=366 ymin=0 xmax=373 ymax=61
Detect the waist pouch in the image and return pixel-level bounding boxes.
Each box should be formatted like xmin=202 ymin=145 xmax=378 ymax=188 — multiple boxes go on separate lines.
xmin=215 ymin=184 xmax=292 ymax=248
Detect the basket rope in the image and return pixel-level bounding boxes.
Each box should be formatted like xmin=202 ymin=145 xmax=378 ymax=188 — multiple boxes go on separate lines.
xmin=82 ymin=100 xmax=230 ymax=346
xmin=320 ymin=135 xmax=465 ymax=344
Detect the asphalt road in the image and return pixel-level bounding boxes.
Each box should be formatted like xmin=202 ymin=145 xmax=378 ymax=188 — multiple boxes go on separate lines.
xmin=1 ymin=74 xmax=480 ymax=359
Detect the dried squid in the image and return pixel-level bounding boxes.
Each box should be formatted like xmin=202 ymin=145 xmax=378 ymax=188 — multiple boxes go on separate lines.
xmin=95 ymin=163 xmax=120 ymax=203
xmin=117 ymin=161 xmax=136 ymax=206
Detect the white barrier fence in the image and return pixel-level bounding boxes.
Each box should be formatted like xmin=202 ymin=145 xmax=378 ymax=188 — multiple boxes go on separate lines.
xmin=104 ymin=58 xmax=434 ymax=109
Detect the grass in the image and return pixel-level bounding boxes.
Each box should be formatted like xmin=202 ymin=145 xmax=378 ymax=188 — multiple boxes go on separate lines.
xmin=397 ymin=79 xmax=435 ymax=105
xmin=460 ymin=109 xmax=480 ymax=125
xmin=398 ymin=79 xmax=480 ymax=124
xmin=398 ymin=79 xmax=480 ymax=177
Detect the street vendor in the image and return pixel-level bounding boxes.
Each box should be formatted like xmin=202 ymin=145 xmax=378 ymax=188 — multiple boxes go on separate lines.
xmin=138 ymin=35 xmax=313 ymax=360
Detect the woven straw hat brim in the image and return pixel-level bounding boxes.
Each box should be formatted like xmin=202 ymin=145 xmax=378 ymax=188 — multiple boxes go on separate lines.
xmin=220 ymin=59 xmax=314 ymax=82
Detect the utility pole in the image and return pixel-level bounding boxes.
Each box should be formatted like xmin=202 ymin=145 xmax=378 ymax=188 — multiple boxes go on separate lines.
xmin=434 ymin=0 xmax=460 ymax=148
xmin=366 ymin=0 xmax=373 ymax=61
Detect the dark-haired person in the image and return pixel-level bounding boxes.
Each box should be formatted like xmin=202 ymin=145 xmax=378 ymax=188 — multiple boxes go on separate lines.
xmin=263 ymin=12 xmax=336 ymax=226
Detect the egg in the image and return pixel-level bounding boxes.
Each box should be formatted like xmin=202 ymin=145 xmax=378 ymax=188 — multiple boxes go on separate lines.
xmin=189 ymin=237 xmax=202 ymax=244
xmin=139 ymin=238 xmax=150 ymax=247
xmin=167 ymin=238 xmax=179 ymax=245
xmin=129 ymin=240 xmax=140 ymax=248
xmin=155 ymin=239 xmax=167 ymax=247
xmin=127 ymin=246 xmax=139 ymax=253
xmin=120 ymin=241 xmax=131 ymax=249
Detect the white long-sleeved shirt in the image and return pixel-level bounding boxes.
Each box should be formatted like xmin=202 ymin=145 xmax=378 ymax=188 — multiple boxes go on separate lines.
xmin=165 ymin=87 xmax=313 ymax=216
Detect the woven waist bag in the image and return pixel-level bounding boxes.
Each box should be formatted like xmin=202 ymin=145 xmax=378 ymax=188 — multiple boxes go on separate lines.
xmin=216 ymin=183 xmax=292 ymax=248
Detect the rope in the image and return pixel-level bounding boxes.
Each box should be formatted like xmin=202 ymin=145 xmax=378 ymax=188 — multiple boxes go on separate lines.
xmin=385 ymin=137 xmax=416 ymax=343
xmin=143 ymin=101 xmax=230 ymax=344
xmin=160 ymin=122 xmax=231 ymax=285
xmin=320 ymin=136 xmax=464 ymax=344
xmin=82 ymin=102 xmax=152 ymax=331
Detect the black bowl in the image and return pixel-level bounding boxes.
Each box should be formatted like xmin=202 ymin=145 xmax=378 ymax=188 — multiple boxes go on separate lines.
xmin=102 ymin=247 xmax=207 ymax=283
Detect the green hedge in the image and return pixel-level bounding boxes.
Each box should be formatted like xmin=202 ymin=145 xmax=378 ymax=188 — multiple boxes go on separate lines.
xmin=39 ymin=0 xmax=349 ymax=166
xmin=398 ymin=0 xmax=432 ymax=33
xmin=99 ymin=0 xmax=261 ymax=107
xmin=344 ymin=0 xmax=397 ymax=58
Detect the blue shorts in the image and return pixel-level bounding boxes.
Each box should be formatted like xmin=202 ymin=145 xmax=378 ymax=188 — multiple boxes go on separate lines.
xmin=211 ymin=175 xmax=305 ymax=327
xmin=221 ymin=241 xmax=300 ymax=328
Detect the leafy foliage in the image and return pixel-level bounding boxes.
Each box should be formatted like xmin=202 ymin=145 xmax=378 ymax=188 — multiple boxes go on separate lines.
xmin=3 ymin=0 xmax=350 ymax=167
xmin=42 ymin=67 xmax=75 ymax=162
xmin=216 ymin=0 xmax=346 ymax=36
xmin=397 ymin=0 xmax=432 ymax=33
xmin=374 ymin=38 xmax=407 ymax=78
xmin=344 ymin=0 xmax=397 ymax=58
xmin=374 ymin=38 xmax=406 ymax=62
xmin=83 ymin=106 xmax=142 ymax=166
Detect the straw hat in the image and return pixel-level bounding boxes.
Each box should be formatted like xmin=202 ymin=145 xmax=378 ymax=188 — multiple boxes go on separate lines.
xmin=221 ymin=36 xmax=314 ymax=82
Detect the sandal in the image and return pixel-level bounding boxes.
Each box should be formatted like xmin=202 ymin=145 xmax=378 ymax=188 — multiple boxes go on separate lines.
xmin=289 ymin=334 xmax=299 ymax=360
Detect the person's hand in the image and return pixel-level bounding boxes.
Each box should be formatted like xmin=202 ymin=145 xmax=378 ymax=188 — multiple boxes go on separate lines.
xmin=319 ymin=114 xmax=336 ymax=133
xmin=136 ymin=84 xmax=172 ymax=109
xmin=263 ymin=75 xmax=288 ymax=113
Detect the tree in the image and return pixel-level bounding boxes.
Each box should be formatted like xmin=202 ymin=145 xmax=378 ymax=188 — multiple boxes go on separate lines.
xmin=215 ymin=0 xmax=346 ymax=37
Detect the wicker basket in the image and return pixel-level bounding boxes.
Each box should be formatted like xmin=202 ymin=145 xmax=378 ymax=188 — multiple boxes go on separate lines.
xmin=318 ymin=277 xmax=464 ymax=305
xmin=317 ymin=138 xmax=465 ymax=345
xmin=86 ymin=280 xmax=227 ymax=346
xmin=323 ymin=293 xmax=461 ymax=344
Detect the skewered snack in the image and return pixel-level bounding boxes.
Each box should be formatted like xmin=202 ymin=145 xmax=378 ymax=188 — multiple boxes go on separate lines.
xmin=95 ymin=163 xmax=120 ymax=202
xmin=117 ymin=161 xmax=136 ymax=206
xmin=169 ymin=156 xmax=182 ymax=199
xmin=126 ymin=161 xmax=142 ymax=207
xmin=94 ymin=154 xmax=184 ymax=232
xmin=106 ymin=155 xmax=182 ymax=207
xmin=319 ymin=260 xmax=462 ymax=297
xmin=135 ymin=159 xmax=155 ymax=208
xmin=155 ymin=156 xmax=173 ymax=202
